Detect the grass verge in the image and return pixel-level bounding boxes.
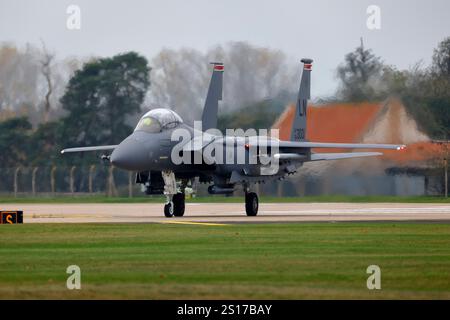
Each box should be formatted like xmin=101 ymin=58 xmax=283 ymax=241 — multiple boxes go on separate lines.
xmin=1 ymin=222 xmax=449 ymax=299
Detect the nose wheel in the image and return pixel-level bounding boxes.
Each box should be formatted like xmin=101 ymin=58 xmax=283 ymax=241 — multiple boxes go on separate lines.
xmin=164 ymin=201 xmax=174 ymax=217
xmin=164 ymin=193 xmax=185 ymax=217
xmin=245 ymin=192 xmax=259 ymax=216
xmin=172 ymin=193 xmax=185 ymax=217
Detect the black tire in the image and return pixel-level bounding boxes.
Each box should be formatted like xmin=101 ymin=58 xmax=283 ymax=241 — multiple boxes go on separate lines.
xmin=164 ymin=201 xmax=174 ymax=217
xmin=173 ymin=193 xmax=185 ymax=217
xmin=245 ymin=192 xmax=258 ymax=216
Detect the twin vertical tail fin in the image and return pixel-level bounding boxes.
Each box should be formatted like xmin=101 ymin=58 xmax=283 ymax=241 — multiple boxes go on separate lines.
xmin=201 ymin=62 xmax=224 ymax=131
xmin=202 ymin=59 xmax=310 ymax=137
xmin=290 ymin=58 xmax=313 ymax=142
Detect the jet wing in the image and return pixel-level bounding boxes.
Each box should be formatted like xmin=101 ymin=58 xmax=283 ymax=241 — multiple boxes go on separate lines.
xmin=277 ymin=141 xmax=406 ymax=150
xmin=242 ymin=137 xmax=405 ymax=150
xmin=61 ymin=145 xmax=118 ymax=154
xmin=256 ymin=140 xmax=405 ymax=163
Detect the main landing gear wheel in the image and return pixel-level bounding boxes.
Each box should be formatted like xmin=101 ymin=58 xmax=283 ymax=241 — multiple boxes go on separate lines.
xmin=245 ymin=192 xmax=259 ymax=216
xmin=173 ymin=193 xmax=185 ymax=217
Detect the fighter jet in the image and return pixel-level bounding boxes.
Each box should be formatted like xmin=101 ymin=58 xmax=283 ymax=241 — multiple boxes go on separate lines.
xmin=61 ymin=59 xmax=406 ymax=217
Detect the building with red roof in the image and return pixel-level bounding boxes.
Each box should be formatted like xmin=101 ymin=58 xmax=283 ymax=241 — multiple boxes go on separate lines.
xmin=269 ymin=98 xmax=448 ymax=196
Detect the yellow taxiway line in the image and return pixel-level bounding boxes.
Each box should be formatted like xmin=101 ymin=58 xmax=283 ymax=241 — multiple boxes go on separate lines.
xmin=159 ymin=220 xmax=229 ymax=226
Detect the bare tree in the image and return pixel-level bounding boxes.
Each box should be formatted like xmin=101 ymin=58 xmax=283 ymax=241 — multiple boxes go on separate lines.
xmin=40 ymin=40 xmax=54 ymax=123
xmin=336 ymin=38 xmax=384 ymax=102
xmin=432 ymin=37 xmax=450 ymax=78
xmin=148 ymin=42 xmax=297 ymax=123
xmin=0 ymin=43 xmax=40 ymax=114
xmin=149 ymin=48 xmax=208 ymax=124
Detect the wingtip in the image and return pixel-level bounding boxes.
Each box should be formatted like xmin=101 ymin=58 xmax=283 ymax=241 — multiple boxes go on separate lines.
xmin=396 ymin=145 xmax=407 ymax=151
xmin=60 ymin=150 xmax=65 ymax=154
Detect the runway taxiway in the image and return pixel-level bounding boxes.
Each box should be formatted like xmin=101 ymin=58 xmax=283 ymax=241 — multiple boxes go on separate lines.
xmin=1 ymin=202 xmax=450 ymax=224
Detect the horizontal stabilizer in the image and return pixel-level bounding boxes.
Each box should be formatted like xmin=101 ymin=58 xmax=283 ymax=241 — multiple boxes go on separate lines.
xmin=61 ymin=145 xmax=117 ymax=154
xmin=310 ymin=152 xmax=382 ymax=161
xmin=273 ymin=153 xmax=307 ymax=161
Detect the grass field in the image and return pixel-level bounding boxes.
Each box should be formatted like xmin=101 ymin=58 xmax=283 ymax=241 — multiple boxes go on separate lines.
xmin=1 ymin=222 xmax=450 ymax=299
xmin=1 ymin=195 xmax=449 ymax=203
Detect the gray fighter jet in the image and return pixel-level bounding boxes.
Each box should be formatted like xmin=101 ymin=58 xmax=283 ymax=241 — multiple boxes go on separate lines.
xmin=61 ymin=59 xmax=406 ymax=217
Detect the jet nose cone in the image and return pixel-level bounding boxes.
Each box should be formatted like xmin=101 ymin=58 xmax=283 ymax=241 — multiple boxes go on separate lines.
xmin=110 ymin=147 xmax=126 ymax=168
xmin=110 ymin=137 xmax=148 ymax=171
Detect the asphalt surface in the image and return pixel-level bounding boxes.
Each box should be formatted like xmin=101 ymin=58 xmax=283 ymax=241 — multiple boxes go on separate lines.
xmin=1 ymin=202 xmax=450 ymax=224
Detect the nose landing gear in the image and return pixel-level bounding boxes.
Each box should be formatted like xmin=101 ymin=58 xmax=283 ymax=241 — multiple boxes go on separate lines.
xmin=172 ymin=193 xmax=185 ymax=217
xmin=163 ymin=193 xmax=185 ymax=217
xmin=164 ymin=201 xmax=174 ymax=217
xmin=162 ymin=170 xmax=186 ymax=217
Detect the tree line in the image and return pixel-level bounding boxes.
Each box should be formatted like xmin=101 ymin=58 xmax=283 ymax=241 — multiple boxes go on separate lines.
xmin=335 ymin=37 xmax=450 ymax=139
xmin=220 ymin=37 xmax=450 ymax=139
xmin=0 ymin=51 xmax=150 ymax=167
xmin=0 ymin=38 xmax=449 ymax=169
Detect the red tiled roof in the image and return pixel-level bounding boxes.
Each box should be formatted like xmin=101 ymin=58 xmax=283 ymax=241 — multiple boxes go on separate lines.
xmin=272 ymin=102 xmax=448 ymax=164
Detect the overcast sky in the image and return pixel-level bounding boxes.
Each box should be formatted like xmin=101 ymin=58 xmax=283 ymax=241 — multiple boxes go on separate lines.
xmin=1 ymin=0 xmax=449 ymax=97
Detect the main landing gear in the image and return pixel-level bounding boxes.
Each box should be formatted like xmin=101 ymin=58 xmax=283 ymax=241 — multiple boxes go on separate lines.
xmin=245 ymin=192 xmax=259 ymax=216
xmin=244 ymin=186 xmax=259 ymax=216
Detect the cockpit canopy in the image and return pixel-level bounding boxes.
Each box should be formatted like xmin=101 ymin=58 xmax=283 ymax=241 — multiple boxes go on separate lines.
xmin=134 ymin=108 xmax=183 ymax=133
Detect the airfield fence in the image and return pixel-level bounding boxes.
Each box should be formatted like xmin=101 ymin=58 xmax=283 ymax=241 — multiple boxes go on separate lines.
xmin=0 ymin=165 xmax=137 ymax=198
xmin=0 ymin=165 xmax=276 ymax=198
xmin=0 ymin=165 xmax=446 ymax=198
